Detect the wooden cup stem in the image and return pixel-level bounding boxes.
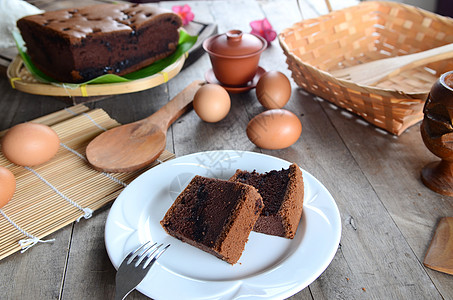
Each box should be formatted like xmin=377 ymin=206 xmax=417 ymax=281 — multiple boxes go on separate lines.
xmin=421 ymin=160 xmax=453 ymax=196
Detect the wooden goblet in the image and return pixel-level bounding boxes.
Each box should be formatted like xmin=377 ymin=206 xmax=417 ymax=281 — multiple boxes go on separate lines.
xmin=421 ymin=71 xmax=453 ymax=196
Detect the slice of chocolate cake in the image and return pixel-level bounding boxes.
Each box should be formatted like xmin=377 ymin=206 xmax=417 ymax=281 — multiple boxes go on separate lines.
xmin=17 ymin=3 xmax=182 ymax=83
xmin=229 ymin=163 xmax=304 ymax=239
xmin=160 ymin=175 xmax=263 ymax=264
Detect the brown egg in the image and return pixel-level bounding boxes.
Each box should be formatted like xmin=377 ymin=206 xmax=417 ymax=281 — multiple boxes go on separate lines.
xmin=256 ymin=71 xmax=291 ymax=109
xmin=193 ymin=83 xmax=231 ymax=123
xmin=2 ymin=123 xmax=60 ymax=166
xmin=0 ymin=166 xmax=16 ymax=208
xmin=246 ymin=109 xmax=302 ymax=149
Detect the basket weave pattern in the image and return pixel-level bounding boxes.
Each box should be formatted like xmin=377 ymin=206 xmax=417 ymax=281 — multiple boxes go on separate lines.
xmin=279 ymin=1 xmax=453 ymax=135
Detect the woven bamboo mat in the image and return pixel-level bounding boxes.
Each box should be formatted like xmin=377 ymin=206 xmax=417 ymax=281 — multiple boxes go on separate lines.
xmin=0 ymin=105 xmax=175 ymax=260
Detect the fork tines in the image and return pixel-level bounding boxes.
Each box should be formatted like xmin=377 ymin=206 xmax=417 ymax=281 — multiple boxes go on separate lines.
xmin=115 ymin=242 xmax=170 ymax=300
xmin=127 ymin=242 xmax=170 ymax=269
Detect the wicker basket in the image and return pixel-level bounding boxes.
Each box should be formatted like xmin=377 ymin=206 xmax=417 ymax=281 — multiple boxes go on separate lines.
xmin=279 ymin=1 xmax=453 ymax=135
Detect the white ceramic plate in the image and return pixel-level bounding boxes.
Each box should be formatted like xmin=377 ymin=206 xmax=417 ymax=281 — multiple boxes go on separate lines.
xmin=105 ymin=150 xmax=341 ymax=300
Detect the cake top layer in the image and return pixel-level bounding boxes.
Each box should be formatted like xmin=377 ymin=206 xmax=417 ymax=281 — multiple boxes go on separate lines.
xmin=162 ymin=175 xmax=258 ymax=246
xmin=231 ymin=164 xmax=297 ymax=215
xmin=18 ymin=3 xmax=182 ymax=39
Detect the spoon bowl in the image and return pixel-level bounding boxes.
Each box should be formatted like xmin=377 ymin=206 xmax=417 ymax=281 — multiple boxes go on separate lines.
xmin=86 ymin=80 xmax=204 ymax=172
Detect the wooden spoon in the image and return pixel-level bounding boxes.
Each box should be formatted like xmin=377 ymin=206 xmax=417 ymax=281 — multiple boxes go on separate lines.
xmin=331 ymin=43 xmax=453 ymax=85
xmin=86 ymin=80 xmax=204 ymax=172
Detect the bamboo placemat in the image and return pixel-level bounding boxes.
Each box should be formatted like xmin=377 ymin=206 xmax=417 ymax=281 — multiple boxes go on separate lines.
xmin=0 ymin=105 xmax=175 ymax=260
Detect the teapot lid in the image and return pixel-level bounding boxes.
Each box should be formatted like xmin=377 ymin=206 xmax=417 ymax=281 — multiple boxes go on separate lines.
xmin=203 ymin=30 xmax=267 ymax=57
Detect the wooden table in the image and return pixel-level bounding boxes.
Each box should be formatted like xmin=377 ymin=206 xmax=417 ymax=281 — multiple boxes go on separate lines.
xmin=1 ymin=0 xmax=452 ymax=299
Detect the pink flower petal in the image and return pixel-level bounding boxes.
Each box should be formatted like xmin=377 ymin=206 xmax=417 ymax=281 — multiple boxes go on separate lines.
xmin=261 ymin=18 xmax=273 ymax=30
xmin=172 ymin=4 xmax=194 ymax=26
xmin=172 ymin=5 xmax=182 ymax=14
xmin=181 ymin=4 xmax=191 ymax=13
xmin=250 ymin=20 xmax=263 ymax=32
xmin=249 ymin=18 xmax=276 ymax=43
xmin=264 ymin=30 xmax=277 ymax=42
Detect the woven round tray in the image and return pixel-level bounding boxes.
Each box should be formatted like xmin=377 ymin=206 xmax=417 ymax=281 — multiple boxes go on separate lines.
xmin=6 ymin=54 xmax=185 ymax=97
xmin=279 ymin=1 xmax=453 ymax=135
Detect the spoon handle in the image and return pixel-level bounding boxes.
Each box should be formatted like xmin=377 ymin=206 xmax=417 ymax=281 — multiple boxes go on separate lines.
xmin=149 ymin=80 xmax=204 ymax=130
xmin=368 ymin=43 xmax=453 ymax=85
xmin=331 ymin=43 xmax=453 ymax=85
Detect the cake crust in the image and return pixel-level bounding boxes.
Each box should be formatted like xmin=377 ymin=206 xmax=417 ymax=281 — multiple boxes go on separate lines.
xmin=17 ymin=3 xmax=182 ymax=83
xmin=160 ymin=175 xmax=263 ymax=264
xmin=229 ymin=163 xmax=304 ymax=239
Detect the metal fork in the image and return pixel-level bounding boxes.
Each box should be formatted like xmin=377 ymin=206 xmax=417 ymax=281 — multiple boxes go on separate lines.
xmin=115 ymin=242 xmax=170 ymax=300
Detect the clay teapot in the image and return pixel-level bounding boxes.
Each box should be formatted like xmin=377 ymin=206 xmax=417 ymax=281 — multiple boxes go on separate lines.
xmin=203 ymin=30 xmax=267 ymax=86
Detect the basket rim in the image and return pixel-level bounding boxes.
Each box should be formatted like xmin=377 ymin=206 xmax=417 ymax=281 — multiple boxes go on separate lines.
xmin=282 ymin=1 xmax=453 ymax=29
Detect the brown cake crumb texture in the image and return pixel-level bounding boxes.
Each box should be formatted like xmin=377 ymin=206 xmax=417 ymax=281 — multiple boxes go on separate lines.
xmin=229 ymin=163 xmax=304 ymax=239
xmin=17 ymin=3 xmax=182 ymax=83
xmin=160 ymin=175 xmax=263 ymax=265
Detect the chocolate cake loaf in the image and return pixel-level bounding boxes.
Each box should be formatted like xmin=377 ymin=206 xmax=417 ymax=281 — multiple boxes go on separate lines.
xmin=16 ymin=3 xmax=182 ymax=83
xmin=229 ymin=164 xmax=304 ymax=239
xmin=160 ymin=175 xmax=263 ymax=264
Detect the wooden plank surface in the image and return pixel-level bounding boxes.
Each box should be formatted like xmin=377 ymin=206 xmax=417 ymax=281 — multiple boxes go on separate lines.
xmin=0 ymin=0 xmax=452 ymax=299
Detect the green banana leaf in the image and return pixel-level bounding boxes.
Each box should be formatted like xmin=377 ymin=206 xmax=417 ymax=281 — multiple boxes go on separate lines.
xmin=13 ymin=30 xmax=197 ymax=87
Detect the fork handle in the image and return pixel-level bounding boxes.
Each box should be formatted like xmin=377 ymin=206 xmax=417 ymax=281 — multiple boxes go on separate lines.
xmin=115 ymin=285 xmax=132 ymax=300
